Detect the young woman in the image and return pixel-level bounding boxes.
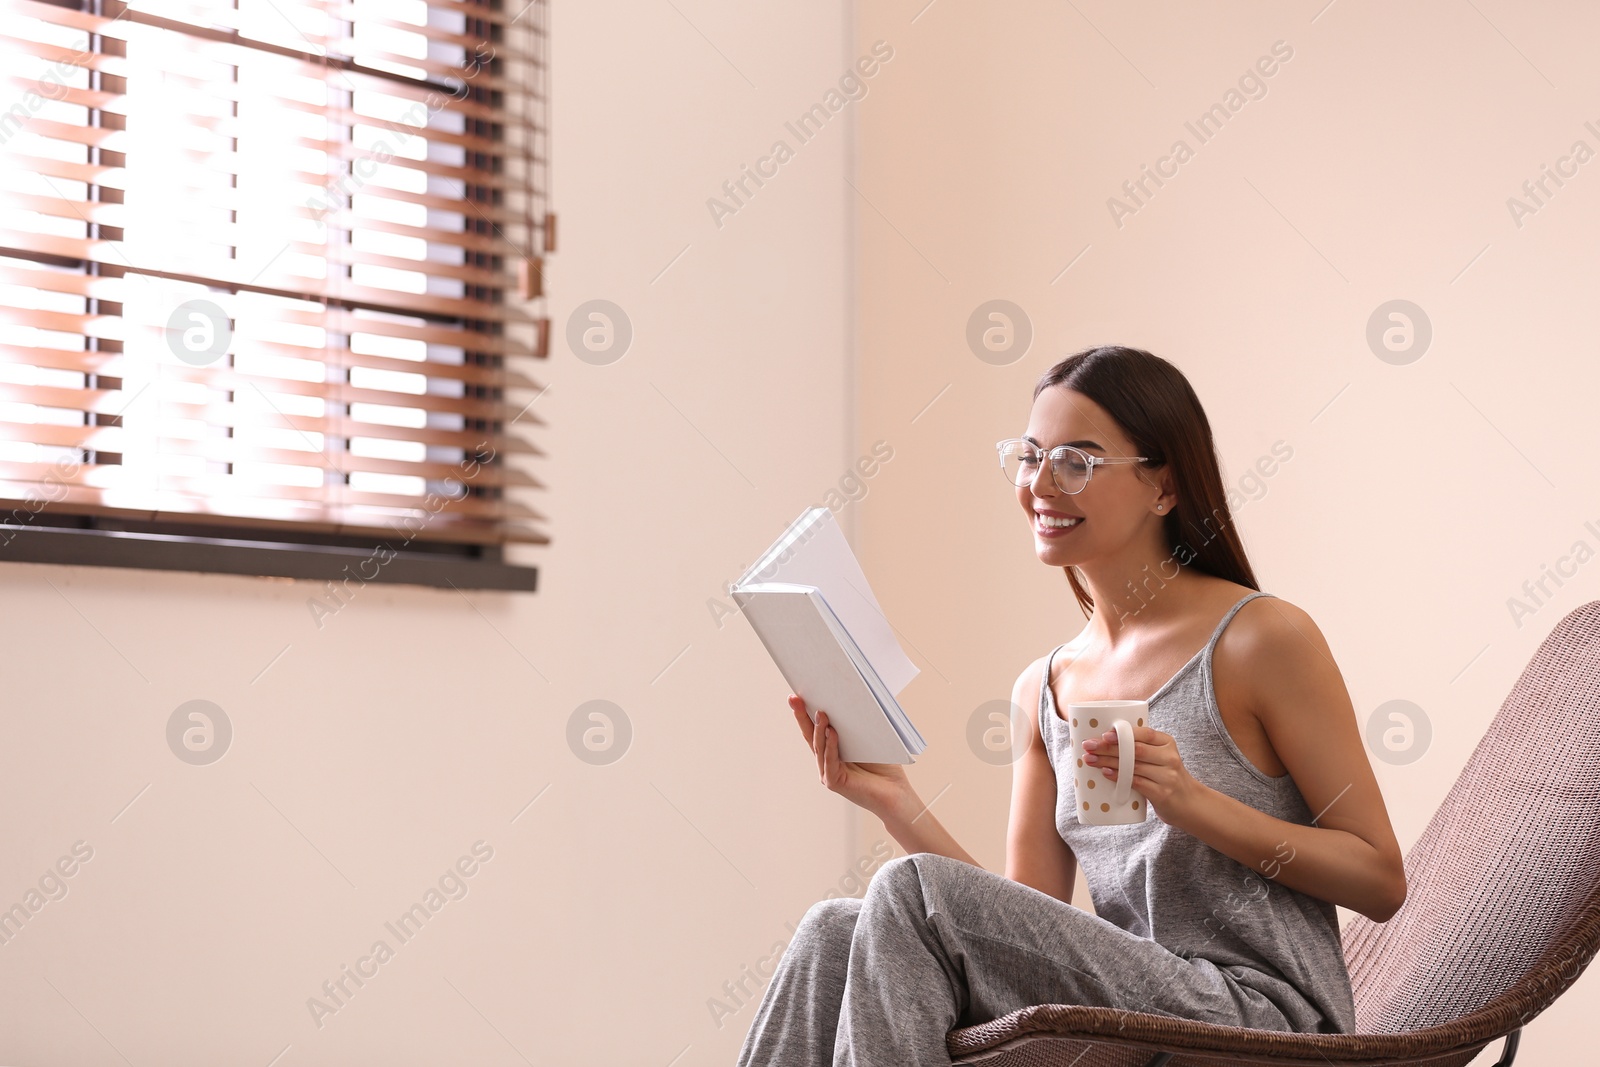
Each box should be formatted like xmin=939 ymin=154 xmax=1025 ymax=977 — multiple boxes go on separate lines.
xmin=735 ymin=345 xmax=1407 ymax=1067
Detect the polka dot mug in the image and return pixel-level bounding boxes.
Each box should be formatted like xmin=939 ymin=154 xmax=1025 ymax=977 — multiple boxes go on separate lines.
xmin=1066 ymin=699 xmax=1149 ymax=825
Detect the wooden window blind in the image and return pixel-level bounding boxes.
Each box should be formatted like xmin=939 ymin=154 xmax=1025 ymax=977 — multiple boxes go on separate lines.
xmin=0 ymin=0 xmax=550 ymax=583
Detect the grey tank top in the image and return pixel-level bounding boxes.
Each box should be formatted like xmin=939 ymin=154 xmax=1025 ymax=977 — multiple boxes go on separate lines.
xmin=1036 ymin=590 xmax=1358 ymax=1035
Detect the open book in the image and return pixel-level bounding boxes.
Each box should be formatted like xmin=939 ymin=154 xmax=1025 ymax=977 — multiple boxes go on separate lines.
xmin=732 ymin=507 xmax=925 ymax=764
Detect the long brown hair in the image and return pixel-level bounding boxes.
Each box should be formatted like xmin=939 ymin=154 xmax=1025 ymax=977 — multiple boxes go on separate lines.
xmin=1031 ymin=345 xmax=1259 ymax=618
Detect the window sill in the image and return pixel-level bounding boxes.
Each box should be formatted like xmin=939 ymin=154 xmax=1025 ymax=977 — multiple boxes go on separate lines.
xmin=0 ymin=523 xmax=538 ymax=592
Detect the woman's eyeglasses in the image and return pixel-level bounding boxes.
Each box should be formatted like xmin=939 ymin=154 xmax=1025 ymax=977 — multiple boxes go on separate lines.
xmin=995 ymin=438 xmax=1149 ymax=495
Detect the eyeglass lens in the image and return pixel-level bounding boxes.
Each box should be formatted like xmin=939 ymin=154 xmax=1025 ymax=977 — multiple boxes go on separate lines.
xmin=1001 ymin=442 xmax=1090 ymax=493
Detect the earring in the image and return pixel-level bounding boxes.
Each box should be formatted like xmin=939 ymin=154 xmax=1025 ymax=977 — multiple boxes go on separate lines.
xmin=1156 ymin=504 xmax=1165 ymax=512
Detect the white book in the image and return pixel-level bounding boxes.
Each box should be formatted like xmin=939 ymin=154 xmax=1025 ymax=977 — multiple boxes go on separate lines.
xmin=733 ymin=507 xmax=925 ymax=764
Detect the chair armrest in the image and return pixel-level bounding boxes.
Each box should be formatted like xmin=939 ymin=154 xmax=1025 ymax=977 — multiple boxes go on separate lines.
xmin=948 ymin=1002 xmax=1501 ymax=1066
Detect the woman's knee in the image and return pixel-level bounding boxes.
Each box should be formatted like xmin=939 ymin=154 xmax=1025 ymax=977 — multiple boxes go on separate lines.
xmin=862 ymin=852 xmax=991 ymax=926
xmin=863 ymin=852 xmax=938 ymax=910
xmin=798 ymin=893 xmax=864 ymax=941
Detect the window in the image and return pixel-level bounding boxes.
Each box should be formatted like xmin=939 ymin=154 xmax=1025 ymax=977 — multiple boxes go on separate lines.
xmin=0 ymin=0 xmax=549 ymax=590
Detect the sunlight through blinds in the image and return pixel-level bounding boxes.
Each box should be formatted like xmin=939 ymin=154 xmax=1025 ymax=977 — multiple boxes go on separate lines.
xmin=0 ymin=0 xmax=551 ymax=547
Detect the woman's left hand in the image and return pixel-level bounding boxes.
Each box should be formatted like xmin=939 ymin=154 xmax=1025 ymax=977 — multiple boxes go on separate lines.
xmin=1082 ymin=726 xmax=1201 ymax=826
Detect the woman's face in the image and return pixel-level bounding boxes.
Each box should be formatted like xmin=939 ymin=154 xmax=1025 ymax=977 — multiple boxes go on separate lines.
xmin=1015 ymin=387 xmax=1166 ymax=565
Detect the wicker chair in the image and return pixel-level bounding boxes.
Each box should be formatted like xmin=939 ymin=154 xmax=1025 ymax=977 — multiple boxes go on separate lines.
xmin=948 ymin=599 xmax=1600 ymax=1067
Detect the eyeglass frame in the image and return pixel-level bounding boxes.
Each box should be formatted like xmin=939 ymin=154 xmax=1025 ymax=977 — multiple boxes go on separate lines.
xmin=994 ymin=437 xmax=1151 ymax=495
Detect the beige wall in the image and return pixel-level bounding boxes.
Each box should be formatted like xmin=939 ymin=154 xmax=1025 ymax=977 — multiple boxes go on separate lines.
xmin=2 ymin=1 xmax=1597 ymax=1065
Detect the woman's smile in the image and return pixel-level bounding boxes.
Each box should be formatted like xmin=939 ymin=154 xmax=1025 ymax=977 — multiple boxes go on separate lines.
xmin=1033 ymin=507 xmax=1085 ymax=538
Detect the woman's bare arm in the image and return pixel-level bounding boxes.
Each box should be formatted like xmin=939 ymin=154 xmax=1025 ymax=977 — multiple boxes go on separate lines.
xmin=873 ymin=654 xmax=1079 ymax=892
xmin=1168 ymin=598 xmax=1407 ymax=922
xmin=1005 ymin=654 xmax=1079 ymax=903
xmin=876 ymin=790 xmax=983 ymax=868
xmin=795 ymin=697 xmax=980 ymax=866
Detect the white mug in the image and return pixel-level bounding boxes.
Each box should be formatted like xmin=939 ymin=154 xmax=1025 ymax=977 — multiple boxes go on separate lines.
xmin=1066 ymin=699 xmax=1149 ymax=825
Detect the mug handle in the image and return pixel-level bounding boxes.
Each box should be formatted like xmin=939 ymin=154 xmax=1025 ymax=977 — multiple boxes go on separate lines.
xmin=1111 ymin=719 xmax=1136 ymax=807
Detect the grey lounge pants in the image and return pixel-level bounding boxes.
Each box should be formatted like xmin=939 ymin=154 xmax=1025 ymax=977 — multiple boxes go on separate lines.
xmin=734 ymin=852 xmax=1300 ymax=1067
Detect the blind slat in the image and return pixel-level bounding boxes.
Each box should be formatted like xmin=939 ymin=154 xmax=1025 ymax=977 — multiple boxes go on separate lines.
xmin=0 ymin=468 xmax=544 ymax=520
xmin=0 ymin=335 xmax=535 ymax=392
xmin=0 ymin=267 xmax=530 ymax=356
xmin=0 ymin=242 xmax=540 ymax=323
xmin=0 ymin=489 xmax=550 ymax=545
xmin=0 ymin=411 xmax=545 ymax=456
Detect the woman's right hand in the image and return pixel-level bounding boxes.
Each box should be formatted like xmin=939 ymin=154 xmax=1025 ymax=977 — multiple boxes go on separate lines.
xmin=790 ymin=694 xmax=913 ymax=819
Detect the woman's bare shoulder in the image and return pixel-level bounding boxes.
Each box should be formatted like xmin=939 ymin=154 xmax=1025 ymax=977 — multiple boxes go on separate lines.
xmin=1229 ymin=592 xmax=1325 ymax=649
xmin=1013 ymin=633 xmax=1089 ymax=718
xmin=1218 ymin=592 xmax=1343 ymax=713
